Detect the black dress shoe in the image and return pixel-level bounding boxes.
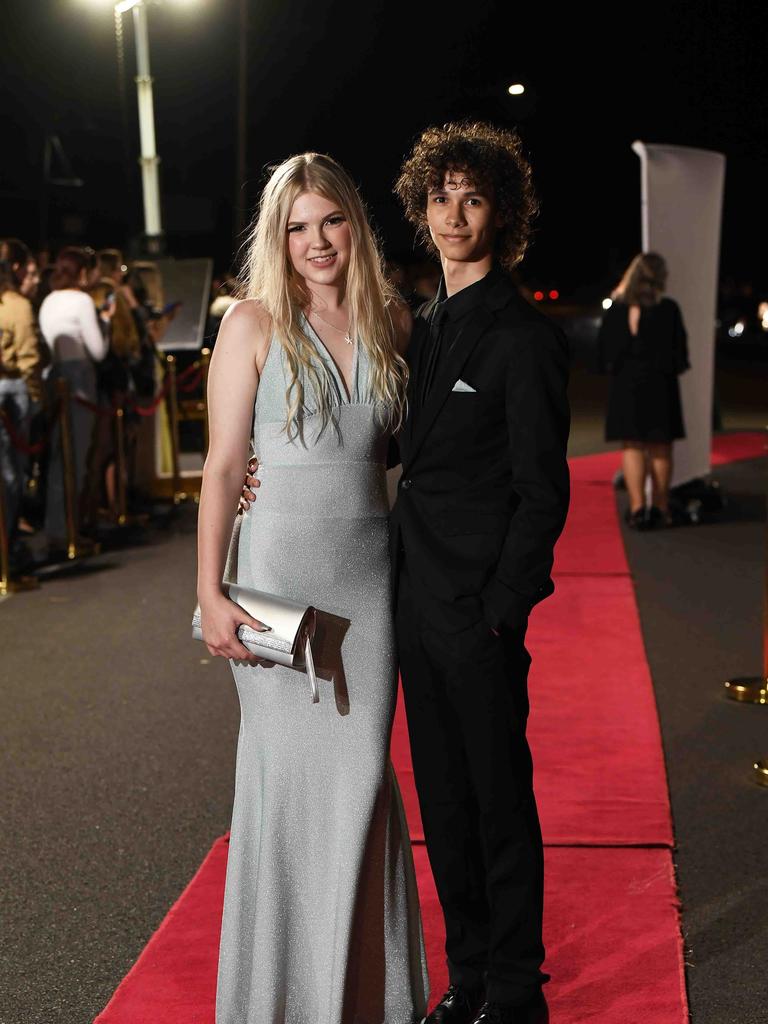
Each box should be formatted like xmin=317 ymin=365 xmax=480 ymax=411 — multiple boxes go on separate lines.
xmin=424 ymin=984 xmax=484 ymax=1024
xmin=470 ymin=991 xmax=548 ymax=1024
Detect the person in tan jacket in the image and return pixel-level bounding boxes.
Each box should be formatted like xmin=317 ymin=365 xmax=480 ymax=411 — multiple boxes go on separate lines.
xmin=0 ymin=248 xmax=43 ymax=561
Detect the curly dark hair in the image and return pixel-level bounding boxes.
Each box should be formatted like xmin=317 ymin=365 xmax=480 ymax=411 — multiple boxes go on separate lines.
xmin=394 ymin=121 xmax=539 ymax=271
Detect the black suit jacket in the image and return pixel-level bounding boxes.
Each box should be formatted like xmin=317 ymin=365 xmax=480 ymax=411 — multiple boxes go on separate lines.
xmin=390 ymin=270 xmax=571 ymax=632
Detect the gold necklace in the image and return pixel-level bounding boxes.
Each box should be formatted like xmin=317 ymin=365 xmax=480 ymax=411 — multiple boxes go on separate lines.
xmin=309 ymin=308 xmax=354 ymax=345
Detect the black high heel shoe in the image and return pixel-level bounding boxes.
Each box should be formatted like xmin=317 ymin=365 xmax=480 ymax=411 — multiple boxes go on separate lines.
xmin=647 ymin=506 xmax=675 ymax=529
xmin=624 ymin=507 xmax=648 ymax=530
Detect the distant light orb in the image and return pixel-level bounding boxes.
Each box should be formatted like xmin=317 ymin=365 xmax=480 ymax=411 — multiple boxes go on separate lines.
xmin=507 ymin=83 xmax=525 ymax=96
xmin=549 ymin=289 xmax=559 ymax=301
xmin=728 ymin=320 xmax=745 ymax=338
xmin=533 ymin=290 xmax=544 ymax=302
xmin=602 ymin=298 xmax=613 ymax=310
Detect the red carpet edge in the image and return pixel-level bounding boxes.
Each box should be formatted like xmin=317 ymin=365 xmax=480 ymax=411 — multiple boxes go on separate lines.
xmin=92 ymin=435 xmax=768 ymax=1022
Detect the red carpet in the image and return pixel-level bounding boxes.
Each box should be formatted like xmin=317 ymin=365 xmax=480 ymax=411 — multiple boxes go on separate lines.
xmin=527 ymin=575 xmax=673 ymax=846
xmin=710 ymin=430 xmax=765 ymax=465
xmin=96 ymin=431 xmax=768 ymax=1023
xmin=414 ymin=845 xmax=688 ymax=1023
xmin=552 ymin=481 xmax=628 ymax=574
xmin=569 ymin=430 xmax=765 ymax=484
xmin=96 ymin=840 xmax=686 ymax=1024
xmin=393 ymin=488 xmax=672 ymax=846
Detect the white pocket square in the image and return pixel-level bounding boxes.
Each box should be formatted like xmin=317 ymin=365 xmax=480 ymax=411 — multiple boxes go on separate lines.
xmin=452 ymin=379 xmax=476 ymax=393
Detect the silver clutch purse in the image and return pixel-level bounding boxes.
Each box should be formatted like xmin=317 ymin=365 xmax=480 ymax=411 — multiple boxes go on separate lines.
xmin=192 ymin=586 xmax=319 ymax=702
xmin=192 ymin=512 xmax=319 ymax=702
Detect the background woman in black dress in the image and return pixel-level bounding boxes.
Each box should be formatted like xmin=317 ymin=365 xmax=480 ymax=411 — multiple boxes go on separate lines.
xmin=598 ymin=252 xmax=690 ymax=528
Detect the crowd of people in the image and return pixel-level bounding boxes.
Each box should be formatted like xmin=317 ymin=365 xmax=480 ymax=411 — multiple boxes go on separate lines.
xmin=0 ymin=233 xmax=455 ymax=576
xmin=0 ymin=239 xmax=175 ymax=570
xmin=0 ymin=235 xmax=692 ymax=576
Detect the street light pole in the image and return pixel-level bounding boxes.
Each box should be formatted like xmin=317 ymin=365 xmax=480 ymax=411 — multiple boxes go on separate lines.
xmin=234 ymin=0 xmax=248 ymax=244
xmin=130 ymin=0 xmax=163 ymax=250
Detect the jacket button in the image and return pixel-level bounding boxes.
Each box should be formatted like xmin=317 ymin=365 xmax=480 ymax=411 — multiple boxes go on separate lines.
xmin=400 ymin=477 xmax=413 ymax=490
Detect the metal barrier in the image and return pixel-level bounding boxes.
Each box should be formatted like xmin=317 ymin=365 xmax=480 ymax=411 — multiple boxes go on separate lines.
xmin=165 ymin=347 xmax=210 ymax=505
xmin=0 ymin=455 xmax=38 ymax=595
xmin=0 ymin=348 xmax=211 ymax=593
xmin=723 ymin=444 xmax=767 ymax=705
xmin=722 ymin=428 xmax=767 ymax=786
xmin=56 ymin=379 xmax=101 ymax=561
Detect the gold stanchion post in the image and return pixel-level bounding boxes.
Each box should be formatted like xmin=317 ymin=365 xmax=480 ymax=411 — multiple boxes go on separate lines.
xmin=164 ymin=354 xmax=186 ymax=504
xmin=112 ymin=404 xmax=149 ymax=528
xmin=0 ymin=464 xmax=11 ymax=594
xmin=200 ymin=346 xmax=211 ymax=457
xmin=0 ymin=453 xmax=38 ymax=595
xmin=724 ymin=456 xmax=767 ymax=703
xmin=56 ymin=379 xmax=99 ymax=561
xmin=57 ymin=378 xmax=78 ymax=558
xmin=114 ymin=405 xmax=129 ymax=526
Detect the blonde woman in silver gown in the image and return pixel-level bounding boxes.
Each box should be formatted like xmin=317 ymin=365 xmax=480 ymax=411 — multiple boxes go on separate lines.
xmin=196 ymin=153 xmax=429 ymax=1024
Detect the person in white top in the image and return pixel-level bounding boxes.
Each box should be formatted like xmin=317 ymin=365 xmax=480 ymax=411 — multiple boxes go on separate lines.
xmin=39 ymin=287 xmax=108 ymax=366
xmin=38 ymin=247 xmax=113 ymax=551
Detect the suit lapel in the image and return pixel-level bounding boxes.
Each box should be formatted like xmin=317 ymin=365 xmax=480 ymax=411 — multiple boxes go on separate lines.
xmin=403 ymin=306 xmax=494 ymax=474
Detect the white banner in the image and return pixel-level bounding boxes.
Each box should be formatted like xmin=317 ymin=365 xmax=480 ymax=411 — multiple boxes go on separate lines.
xmin=632 ymin=141 xmax=726 ymax=484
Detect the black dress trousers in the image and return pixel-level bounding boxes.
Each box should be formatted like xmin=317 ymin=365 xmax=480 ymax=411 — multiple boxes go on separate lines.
xmin=395 ymin=562 xmax=549 ymax=1005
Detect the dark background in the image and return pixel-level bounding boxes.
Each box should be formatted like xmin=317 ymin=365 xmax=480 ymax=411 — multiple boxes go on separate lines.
xmin=3 ymin=0 xmax=767 ymax=297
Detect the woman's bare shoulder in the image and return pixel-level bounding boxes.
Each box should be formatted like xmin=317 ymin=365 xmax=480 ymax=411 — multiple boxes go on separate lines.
xmin=216 ymin=299 xmax=272 ymax=367
xmin=220 ymin=297 xmax=271 ymax=335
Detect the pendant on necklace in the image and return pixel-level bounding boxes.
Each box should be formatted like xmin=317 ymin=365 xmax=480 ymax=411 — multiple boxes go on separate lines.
xmin=344 ymin=334 xmax=353 ymax=345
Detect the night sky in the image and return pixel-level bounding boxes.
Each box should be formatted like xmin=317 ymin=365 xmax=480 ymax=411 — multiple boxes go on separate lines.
xmin=4 ymin=0 xmax=767 ymax=297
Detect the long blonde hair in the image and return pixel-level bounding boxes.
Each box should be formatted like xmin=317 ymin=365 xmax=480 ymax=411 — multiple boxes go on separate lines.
xmin=613 ymin=252 xmax=668 ymax=307
xmin=240 ymin=152 xmax=408 ymax=438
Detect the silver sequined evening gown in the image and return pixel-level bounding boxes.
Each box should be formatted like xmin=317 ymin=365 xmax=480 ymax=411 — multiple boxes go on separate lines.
xmin=216 ymin=321 xmax=429 ymax=1024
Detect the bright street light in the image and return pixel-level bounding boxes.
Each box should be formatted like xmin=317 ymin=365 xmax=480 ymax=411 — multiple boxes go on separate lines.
xmin=507 ymin=83 xmax=525 ymax=96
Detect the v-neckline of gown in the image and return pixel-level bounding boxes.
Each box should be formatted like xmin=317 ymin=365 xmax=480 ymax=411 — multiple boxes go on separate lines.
xmin=302 ymin=314 xmax=358 ymax=404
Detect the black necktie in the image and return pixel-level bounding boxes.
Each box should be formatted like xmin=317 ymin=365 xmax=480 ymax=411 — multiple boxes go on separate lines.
xmin=420 ymin=303 xmax=448 ymax=408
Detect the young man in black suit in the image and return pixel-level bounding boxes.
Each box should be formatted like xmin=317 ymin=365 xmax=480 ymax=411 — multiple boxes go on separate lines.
xmin=391 ymin=121 xmax=570 ymax=1024
xmin=239 ymin=122 xmax=569 ymax=1023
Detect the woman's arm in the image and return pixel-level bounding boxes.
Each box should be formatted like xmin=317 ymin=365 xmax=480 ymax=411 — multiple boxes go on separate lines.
xmin=196 ymin=299 xmax=272 ymax=660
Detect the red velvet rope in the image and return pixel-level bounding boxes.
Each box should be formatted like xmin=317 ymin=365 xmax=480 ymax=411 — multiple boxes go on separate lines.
xmin=0 ymin=359 xmax=206 ymax=452
xmin=0 ymin=403 xmax=59 ymax=456
xmin=177 ymin=367 xmax=204 ymax=393
xmin=176 ymin=360 xmax=202 ymax=382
